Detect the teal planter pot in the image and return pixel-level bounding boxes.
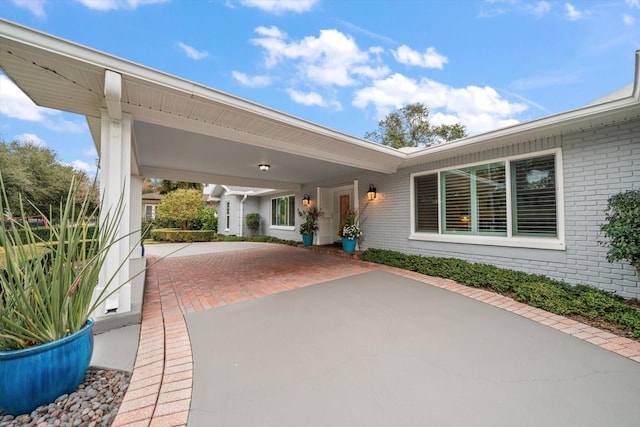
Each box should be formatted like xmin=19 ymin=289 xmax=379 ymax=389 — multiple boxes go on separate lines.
xmin=0 ymin=318 xmax=94 ymax=415
xmin=342 ymin=237 xmax=357 ymax=253
xmin=301 ymin=233 xmax=314 ymax=246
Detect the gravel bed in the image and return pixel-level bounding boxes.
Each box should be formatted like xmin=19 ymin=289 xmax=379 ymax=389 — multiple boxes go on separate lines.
xmin=0 ymin=368 xmax=131 ymax=427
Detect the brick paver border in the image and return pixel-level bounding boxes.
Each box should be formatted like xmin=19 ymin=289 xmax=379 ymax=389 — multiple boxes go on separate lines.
xmin=112 ymin=245 xmax=640 ymax=426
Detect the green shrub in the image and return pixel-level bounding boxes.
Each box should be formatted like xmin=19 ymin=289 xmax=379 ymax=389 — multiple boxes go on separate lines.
xmin=600 ymin=189 xmax=640 ymax=278
xmin=362 ymin=248 xmax=640 ymax=340
xmin=245 ymin=213 xmax=261 ymax=237
xmin=151 ymin=228 xmax=216 ymax=242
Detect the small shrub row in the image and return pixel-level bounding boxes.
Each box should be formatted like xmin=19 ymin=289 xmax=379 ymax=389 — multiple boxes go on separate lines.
xmin=212 ymin=234 xmax=300 ymax=246
xmin=362 ymin=248 xmax=640 ymax=340
xmin=151 ymin=228 xmax=216 ymax=243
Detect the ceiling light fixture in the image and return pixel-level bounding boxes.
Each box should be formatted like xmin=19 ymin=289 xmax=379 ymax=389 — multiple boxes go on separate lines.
xmin=259 ymin=164 xmax=270 ymax=172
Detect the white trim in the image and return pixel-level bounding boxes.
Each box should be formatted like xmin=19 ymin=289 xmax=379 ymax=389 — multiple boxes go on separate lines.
xmin=408 ymin=233 xmax=566 ymax=251
xmin=409 ymin=148 xmax=564 ymax=251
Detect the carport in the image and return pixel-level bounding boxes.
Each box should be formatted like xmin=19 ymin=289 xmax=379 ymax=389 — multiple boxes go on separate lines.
xmin=0 ymin=19 xmax=403 ymax=318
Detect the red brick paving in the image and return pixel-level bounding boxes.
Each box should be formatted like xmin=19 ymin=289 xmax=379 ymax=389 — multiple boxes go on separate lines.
xmin=112 ymin=244 xmax=640 ymax=426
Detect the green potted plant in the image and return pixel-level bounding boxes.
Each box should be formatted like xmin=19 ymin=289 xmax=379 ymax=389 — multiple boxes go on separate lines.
xmin=246 ymin=212 xmax=261 ymax=237
xmin=0 ymin=174 xmax=142 ymax=415
xmin=337 ymin=209 xmax=362 ymax=253
xmin=298 ymin=205 xmax=321 ymax=246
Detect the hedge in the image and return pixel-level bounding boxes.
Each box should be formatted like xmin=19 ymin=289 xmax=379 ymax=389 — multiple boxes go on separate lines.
xmin=151 ymin=228 xmax=217 ymax=242
xmin=362 ymin=248 xmax=640 ymax=340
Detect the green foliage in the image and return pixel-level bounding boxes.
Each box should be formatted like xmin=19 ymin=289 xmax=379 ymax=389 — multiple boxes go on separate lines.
xmin=151 ymin=228 xmax=216 ymax=243
xmin=156 ymin=189 xmax=205 ymax=230
xmin=0 ymin=140 xmax=97 ymax=218
xmin=364 ymin=103 xmax=467 ymax=148
xmin=298 ymin=205 xmax=321 ymax=235
xmin=198 ymin=209 xmax=218 ymax=231
xmin=0 ymin=174 xmax=139 ymax=350
xmin=155 ymin=180 xmax=203 ymax=194
xmin=362 ymin=248 xmax=640 ymax=340
xmin=212 ymin=234 xmax=300 ymax=246
xmin=600 ymin=189 xmax=640 ymax=277
xmin=245 ymin=213 xmax=261 ymax=237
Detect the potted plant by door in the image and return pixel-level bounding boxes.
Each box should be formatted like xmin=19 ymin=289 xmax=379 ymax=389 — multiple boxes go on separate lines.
xmin=298 ymin=205 xmax=321 ymax=246
xmin=337 ymin=210 xmax=362 ymax=253
xmin=0 ymin=174 xmax=142 ymax=416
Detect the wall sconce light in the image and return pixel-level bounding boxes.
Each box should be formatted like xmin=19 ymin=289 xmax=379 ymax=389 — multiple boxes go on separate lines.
xmin=258 ymin=163 xmax=270 ymax=172
xmin=460 ymin=211 xmax=470 ymax=224
xmin=303 ymin=194 xmax=311 ymax=206
xmin=367 ymin=184 xmax=377 ymax=201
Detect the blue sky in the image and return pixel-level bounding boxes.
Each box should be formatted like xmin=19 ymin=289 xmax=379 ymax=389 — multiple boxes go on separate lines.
xmin=0 ymin=0 xmax=638 ymax=174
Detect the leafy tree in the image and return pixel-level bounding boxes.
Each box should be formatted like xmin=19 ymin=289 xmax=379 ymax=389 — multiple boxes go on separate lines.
xmin=156 ymin=189 xmax=204 ymax=230
xmin=364 ymin=103 xmax=467 ymax=149
xmin=156 ymin=180 xmax=202 ymax=194
xmin=600 ymin=189 xmax=640 ymax=279
xmin=0 ymin=140 xmax=96 ymax=218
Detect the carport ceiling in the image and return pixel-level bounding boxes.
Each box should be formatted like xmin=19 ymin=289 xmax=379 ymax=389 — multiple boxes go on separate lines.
xmin=0 ymin=19 xmax=403 ymax=191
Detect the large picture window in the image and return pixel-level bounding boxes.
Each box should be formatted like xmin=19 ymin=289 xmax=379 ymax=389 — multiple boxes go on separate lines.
xmin=271 ymin=195 xmax=295 ymax=227
xmin=412 ymin=151 xmax=560 ymax=247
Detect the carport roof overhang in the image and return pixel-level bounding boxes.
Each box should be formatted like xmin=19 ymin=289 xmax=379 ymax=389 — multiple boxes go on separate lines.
xmin=0 ymin=19 xmax=404 ymax=191
xmin=1 ymin=19 xmax=639 ymax=191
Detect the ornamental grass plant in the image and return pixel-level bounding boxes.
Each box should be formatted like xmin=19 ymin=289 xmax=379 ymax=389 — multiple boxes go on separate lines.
xmin=0 ymin=174 xmax=138 ymax=351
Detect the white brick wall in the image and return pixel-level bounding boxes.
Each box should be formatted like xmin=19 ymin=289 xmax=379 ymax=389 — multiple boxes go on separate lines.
xmin=260 ymin=119 xmax=640 ymax=298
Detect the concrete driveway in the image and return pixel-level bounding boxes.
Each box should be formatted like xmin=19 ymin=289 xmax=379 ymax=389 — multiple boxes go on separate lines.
xmin=186 ymin=269 xmax=640 ymax=427
xmin=111 ymin=243 xmax=640 ymax=427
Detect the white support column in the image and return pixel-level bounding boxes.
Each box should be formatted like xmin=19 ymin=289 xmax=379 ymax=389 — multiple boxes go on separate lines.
xmin=96 ymin=109 xmax=133 ymax=315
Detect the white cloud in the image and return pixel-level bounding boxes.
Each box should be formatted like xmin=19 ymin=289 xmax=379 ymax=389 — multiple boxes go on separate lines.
xmin=622 ymin=14 xmax=635 ymax=26
xmin=251 ymin=27 xmax=387 ymax=87
xmin=74 ymin=0 xmax=169 ymax=11
xmin=16 ymin=133 xmax=46 ymax=147
xmin=176 ymin=42 xmax=209 ymax=60
xmin=232 ymin=71 xmax=272 ymax=87
xmin=564 ymin=3 xmax=584 ymax=21
xmin=286 ymin=89 xmax=342 ymax=110
xmin=68 ymin=160 xmax=97 ymax=174
xmin=527 ymin=1 xmax=551 ymax=17
xmin=625 ymin=0 xmax=639 ymax=8
xmin=392 ymin=45 xmax=448 ymax=69
xmin=238 ymin=0 xmax=319 ymax=13
xmin=0 ymin=75 xmax=86 ymax=133
xmin=0 ymin=75 xmax=46 ymax=121
xmin=81 ymin=147 xmax=98 ymax=157
xmin=353 ymin=73 xmax=527 ymax=135
xmin=10 ymin=0 xmax=47 ymax=18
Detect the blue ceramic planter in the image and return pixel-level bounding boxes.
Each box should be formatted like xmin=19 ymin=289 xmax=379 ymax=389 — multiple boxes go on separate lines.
xmin=0 ymin=318 xmax=94 ymax=415
xmin=342 ymin=237 xmax=357 ymax=253
xmin=301 ymin=233 xmax=314 ymax=246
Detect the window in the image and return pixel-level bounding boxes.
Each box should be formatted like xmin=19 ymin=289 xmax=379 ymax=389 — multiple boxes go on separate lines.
xmin=225 ymin=201 xmax=230 ymax=230
xmin=511 ymin=154 xmax=557 ymax=236
xmin=441 ymin=162 xmax=506 ymax=235
xmin=412 ymin=151 xmax=561 ymax=248
xmin=144 ymin=205 xmax=156 ymax=220
xmin=271 ymin=196 xmax=295 ymax=227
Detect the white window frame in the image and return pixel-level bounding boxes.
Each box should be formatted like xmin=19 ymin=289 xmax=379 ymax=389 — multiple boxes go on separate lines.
xmin=144 ymin=204 xmax=157 ymax=220
xmin=225 ymin=201 xmax=230 ymax=232
xmin=409 ymin=148 xmax=565 ymax=250
xmin=270 ymin=194 xmax=296 ymax=231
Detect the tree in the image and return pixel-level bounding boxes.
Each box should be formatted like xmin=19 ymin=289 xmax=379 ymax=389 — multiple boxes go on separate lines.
xmin=156 ymin=189 xmax=204 ymax=230
xmin=0 ymin=140 xmax=96 ymax=218
xmin=364 ymin=103 xmax=467 ymax=149
xmin=156 ymin=180 xmax=202 ymax=194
